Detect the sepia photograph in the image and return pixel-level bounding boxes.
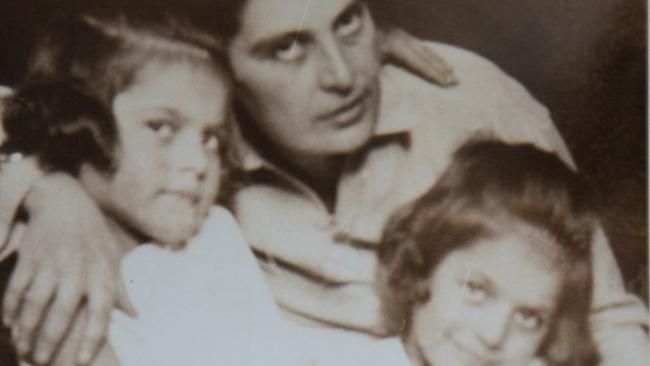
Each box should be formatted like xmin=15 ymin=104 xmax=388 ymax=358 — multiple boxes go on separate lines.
xmin=0 ymin=0 xmax=647 ymax=365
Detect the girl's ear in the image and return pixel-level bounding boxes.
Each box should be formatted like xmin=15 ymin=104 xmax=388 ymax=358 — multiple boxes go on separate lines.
xmin=540 ymin=261 xmax=597 ymax=366
xmin=78 ymin=162 xmax=112 ymax=206
xmin=541 ymin=313 xmax=598 ymax=366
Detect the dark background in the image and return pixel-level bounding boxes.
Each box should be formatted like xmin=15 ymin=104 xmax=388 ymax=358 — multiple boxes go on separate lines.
xmin=0 ymin=0 xmax=647 ymax=300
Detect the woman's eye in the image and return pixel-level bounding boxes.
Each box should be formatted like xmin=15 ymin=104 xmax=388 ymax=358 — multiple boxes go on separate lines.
xmin=462 ymin=280 xmax=488 ymax=304
xmin=514 ymin=310 xmax=545 ymax=331
xmin=335 ymin=6 xmax=363 ymax=38
xmin=146 ymin=120 xmax=175 ymax=140
xmin=273 ymin=39 xmax=306 ymax=62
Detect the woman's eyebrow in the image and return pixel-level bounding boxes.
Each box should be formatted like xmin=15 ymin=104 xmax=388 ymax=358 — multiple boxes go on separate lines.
xmin=333 ymin=0 xmax=362 ymax=27
xmin=251 ymin=31 xmax=310 ymax=54
xmin=140 ymin=107 xmax=181 ymax=118
xmin=520 ymin=305 xmax=553 ymax=317
xmin=463 ymin=270 xmax=496 ymax=294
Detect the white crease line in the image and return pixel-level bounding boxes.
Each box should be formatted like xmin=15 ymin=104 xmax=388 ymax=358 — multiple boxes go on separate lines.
xmin=297 ymin=0 xmax=313 ymax=31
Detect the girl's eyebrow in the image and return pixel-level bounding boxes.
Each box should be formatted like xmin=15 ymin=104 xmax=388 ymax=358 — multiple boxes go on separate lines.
xmin=519 ymin=304 xmax=553 ymax=317
xmin=139 ymin=107 xmax=186 ymax=123
xmin=207 ymin=123 xmax=229 ymax=142
xmin=517 ymin=298 xmax=555 ymax=314
xmin=464 ymin=270 xmax=496 ymax=295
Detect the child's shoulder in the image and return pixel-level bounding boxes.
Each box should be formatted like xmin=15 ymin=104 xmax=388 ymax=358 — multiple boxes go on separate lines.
xmin=198 ymin=205 xmax=245 ymax=244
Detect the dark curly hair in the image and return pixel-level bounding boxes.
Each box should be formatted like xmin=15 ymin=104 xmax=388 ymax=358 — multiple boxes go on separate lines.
xmin=377 ymin=139 xmax=598 ymax=365
xmin=1 ymin=11 xmax=229 ymax=176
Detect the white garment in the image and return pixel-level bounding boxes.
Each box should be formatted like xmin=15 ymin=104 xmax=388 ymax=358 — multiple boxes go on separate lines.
xmin=109 ymin=206 xmax=302 ymax=366
xmin=108 ymin=206 xmax=412 ymax=366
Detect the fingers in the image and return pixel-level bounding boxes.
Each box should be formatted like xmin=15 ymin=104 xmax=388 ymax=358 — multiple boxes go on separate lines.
xmin=3 ymin=256 xmax=36 ymax=327
xmin=115 ymin=278 xmax=137 ymax=318
xmin=321 ymin=245 xmax=377 ymax=284
xmin=32 ymin=280 xmax=83 ymax=365
xmin=381 ymin=28 xmax=458 ymax=86
xmin=253 ymin=238 xmax=376 ymax=284
xmin=267 ymin=268 xmax=384 ymax=334
xmin=77 ymin=287 xmax=112 ymax=365
xmin=14 ymin=271 xmax=57 ymax=357
xmin=247 ymin=223 xmax=377 ymax=285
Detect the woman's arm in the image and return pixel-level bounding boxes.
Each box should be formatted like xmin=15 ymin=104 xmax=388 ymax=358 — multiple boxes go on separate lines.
xmin=47 ymin=305 xmax=121 ymax=366
xmin=1 ymin=86 xmax=133 ymax=365
xmin=0 ymin=87 xmax=43 ymax=253
xmin=3 ymin=174 xmax=135 ymax=365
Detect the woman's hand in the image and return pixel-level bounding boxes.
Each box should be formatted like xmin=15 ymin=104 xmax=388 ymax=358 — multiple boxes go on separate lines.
xmin=380 ymin=28 xmax=458 ymax=87
xmin=2 ymin=173 xmax=135 ymax=365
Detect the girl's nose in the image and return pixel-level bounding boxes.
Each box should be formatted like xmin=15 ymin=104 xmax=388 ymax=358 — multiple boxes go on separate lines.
xmin=474 ymin=304 xmax=511 ymax=350
xmin=171 ymin=133 xmax=208 ymax=182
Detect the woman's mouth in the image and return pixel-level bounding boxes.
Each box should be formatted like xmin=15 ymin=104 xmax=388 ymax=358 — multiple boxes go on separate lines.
xmin=317 ymin=91 xmax=369 ymax=127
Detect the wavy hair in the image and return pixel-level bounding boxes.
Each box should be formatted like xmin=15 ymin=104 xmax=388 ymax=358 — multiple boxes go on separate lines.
xmin=377 ymin=139 xmax=598 ymax=365
xmin=2 ymin=11 xmax=228 ymax=175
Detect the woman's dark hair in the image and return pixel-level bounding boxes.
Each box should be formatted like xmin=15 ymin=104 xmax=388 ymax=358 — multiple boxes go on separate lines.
xmin=2 ymin=11 xmax=229 ymax=175
xmin=169 ymin=0 xmax=246 ymax=45
xmin=180 ymin=0 xmax=380 ymax=45
xmin=377 ymin=139 xmax=598 ymax=365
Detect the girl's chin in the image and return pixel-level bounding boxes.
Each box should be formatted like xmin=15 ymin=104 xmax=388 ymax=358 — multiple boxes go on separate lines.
xmin=146 ymin=219 xmax=201 ymax=248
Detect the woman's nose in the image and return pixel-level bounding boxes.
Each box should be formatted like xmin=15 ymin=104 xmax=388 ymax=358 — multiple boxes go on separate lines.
xmin=474 ymin=305 xmax=511 ymax=350
xmin=318 ymin=38 xmax=354 ymax=94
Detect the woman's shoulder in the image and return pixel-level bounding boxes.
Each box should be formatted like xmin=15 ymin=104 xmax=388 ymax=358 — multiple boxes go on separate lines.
xmin=381 ymin=41 xmax=544 ymax=113
xmin=379 ymin=40 xmax=571 ymax=165
xmin=382 ymin=40 xmax=517 ymax=90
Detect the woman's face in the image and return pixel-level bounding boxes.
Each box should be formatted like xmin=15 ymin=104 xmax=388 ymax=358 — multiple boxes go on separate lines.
xmin=228 ymin=0 xmax=381 ymax=158
xmin=80 ymin=59 xmax=229 ymax=246
xmin=410 ymin=232 xmax=564 ymax=366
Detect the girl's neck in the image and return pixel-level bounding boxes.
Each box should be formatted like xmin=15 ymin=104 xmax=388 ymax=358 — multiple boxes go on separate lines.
xmin=403 ymin=332 xmax=433 ymax=366
xmin=105 ymin=216 xmax=141 ymax=254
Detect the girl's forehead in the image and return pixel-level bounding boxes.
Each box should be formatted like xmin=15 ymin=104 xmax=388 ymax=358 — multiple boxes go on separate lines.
xmin=113 ymin=59 xmax=229 ymax=127
xmin=436 ymin=232 xmax=564 ymax=309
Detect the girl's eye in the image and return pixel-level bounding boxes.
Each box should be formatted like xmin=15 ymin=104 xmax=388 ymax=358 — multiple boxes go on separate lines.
xmin=146 ymin=120 xmax=175 ymax=141
xmin=203 ymin=133 xmax=219 ymax=152
xmin=462 ymin=280 xmax=488 ymax=304
xmin=273 ymin=39 xmax=306 ymax=62
xmin=514 ymin=309 xmax=545 ymax=331
xmin=335 ymin=5 xmax=363 ymax=38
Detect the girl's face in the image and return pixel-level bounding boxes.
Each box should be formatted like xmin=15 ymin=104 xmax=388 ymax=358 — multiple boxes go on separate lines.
xmin=80 ymin=59 xmax=229 ymax=246
xmin=410 ymin=232 xmax=564 ymax=366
